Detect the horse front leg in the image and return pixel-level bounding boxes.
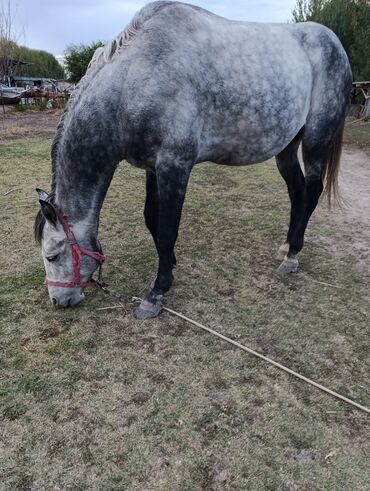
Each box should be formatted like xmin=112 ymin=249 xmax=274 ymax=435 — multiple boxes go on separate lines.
xmin=144 ymin=170 xmax=177 ymax=270
xmin=135 ymin=162 xmax=192 ymax=319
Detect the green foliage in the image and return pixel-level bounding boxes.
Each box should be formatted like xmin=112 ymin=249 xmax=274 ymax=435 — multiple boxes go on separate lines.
xmin=292 ymin=0 xmax=370 ymax=80
xmin=14 ymin=43 xmax=64 ymax=79
xmin=3 ymin=40 xmax=64 ymax=79
xmin=63 ymin=41 xmax=105 ymax=83
xmin=292 ymin=0 xmax=325 ymax=22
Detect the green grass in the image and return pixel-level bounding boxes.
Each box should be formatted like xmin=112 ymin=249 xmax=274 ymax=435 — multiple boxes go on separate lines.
xmin=0 ymin=135 xmax=369 ymax=490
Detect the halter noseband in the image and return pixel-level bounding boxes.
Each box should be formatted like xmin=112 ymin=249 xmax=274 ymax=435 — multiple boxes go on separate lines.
xmin=44 ymin=205 xmax=106 ymax=289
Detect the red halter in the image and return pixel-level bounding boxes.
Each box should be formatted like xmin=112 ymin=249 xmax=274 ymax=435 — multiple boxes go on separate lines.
xmin=44 ymin=204 xmax=106 ymax=289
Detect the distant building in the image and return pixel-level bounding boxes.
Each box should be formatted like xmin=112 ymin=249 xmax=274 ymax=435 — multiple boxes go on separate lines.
xmin=11 ymin=76 xmax=59 ymax=92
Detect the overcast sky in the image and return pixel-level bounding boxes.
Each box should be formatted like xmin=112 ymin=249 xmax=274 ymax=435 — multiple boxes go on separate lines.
xmin=14 ymin=1 xmax=297 ymax=56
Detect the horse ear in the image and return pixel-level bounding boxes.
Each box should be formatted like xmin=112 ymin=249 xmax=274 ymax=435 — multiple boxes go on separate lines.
xmin=36 ymin=188 xmax=50 ymax=201
xmin=39 ymin=200 xmax=58 ymax=226
xmin=36 ymin=189 xmax=58 ymax=226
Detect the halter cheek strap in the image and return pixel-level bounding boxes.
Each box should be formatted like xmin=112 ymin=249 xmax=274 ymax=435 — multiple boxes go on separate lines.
xmin=43 ymin=205 xmax=106 ymax=289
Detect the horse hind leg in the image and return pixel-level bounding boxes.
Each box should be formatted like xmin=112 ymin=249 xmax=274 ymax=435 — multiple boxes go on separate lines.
xmin=276 ymin=101 xmax=346 ymax=275
xmin=277 ymin=140 xmax=326 ymax=275
xmin=277 ymin=41 xmax=350 ymax=274
xmin=275 ymin=131 xmax=305 ymax=272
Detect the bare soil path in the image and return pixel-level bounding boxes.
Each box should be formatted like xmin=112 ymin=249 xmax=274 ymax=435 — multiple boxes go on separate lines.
xmin=333 ymin=146 xmax=370 ymax=273
xmin=0 ymin=106 xmax=62 ymax=139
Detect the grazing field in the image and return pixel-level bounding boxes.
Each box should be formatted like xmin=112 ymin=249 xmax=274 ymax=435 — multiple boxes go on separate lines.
xmin=0 ymin=121 xmax=369 ymax=490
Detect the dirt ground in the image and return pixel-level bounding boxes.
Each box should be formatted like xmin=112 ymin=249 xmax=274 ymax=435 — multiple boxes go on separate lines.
xmin=332 ymin=145 xmax=370 ymax=273
xmin=0 ymin=106 xmax=63 ymax=139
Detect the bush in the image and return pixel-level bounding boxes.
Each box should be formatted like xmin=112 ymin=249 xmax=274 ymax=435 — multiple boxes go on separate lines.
xmin=63 ymin=41 xmax=105 ymax=83
xmin=292 ymin=0 xmax=370 ymax=81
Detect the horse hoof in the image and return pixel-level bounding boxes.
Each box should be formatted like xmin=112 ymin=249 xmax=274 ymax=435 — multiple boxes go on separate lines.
xmin=277 ymin=256 xmax=299 ymax=275
xmin=275 ymin=243 xmax=290 ymax=261
xmin=135 ymin=298 xmax=162 ymax=320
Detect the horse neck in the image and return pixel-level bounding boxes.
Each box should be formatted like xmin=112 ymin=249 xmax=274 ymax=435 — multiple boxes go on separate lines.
xmin=51 ymin=100 xmax=122 ymax=239
xmin=53 ymin=150 xmax=117 ymax=240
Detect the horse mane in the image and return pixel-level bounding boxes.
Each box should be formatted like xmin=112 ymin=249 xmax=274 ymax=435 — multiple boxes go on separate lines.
xmin=51 ymin=1 xmax=172 ymax=174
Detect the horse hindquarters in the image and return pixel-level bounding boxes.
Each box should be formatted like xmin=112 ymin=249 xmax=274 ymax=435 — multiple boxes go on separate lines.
xmin=276 ymin=24 xmax=351 ymax=273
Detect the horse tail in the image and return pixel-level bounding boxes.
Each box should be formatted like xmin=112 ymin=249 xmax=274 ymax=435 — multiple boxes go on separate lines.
xmin=323 ymin=116 xmax=345 ymax=206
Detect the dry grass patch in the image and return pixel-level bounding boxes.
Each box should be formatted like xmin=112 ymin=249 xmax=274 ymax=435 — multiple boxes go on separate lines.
xmin=0 ymin=127 xmax=31 ymax=139
xmin=344 ymin=120 xmax=370 ymax=154
xmin=0 ymin=136 xmax=369 ymax=490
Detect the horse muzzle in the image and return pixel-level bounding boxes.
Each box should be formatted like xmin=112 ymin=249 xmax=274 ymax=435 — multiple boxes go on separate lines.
xmin=48 ymin=287 xmax=85 ymax=307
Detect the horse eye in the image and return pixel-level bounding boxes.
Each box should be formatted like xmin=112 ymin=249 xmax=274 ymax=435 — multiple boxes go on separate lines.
xmin=46 ymin=255 xmax=59 ymax=262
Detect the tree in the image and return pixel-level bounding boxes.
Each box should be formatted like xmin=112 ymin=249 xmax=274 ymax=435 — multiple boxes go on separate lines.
xmin=0 ymin=1 xmax=63 ymax=82
xmin=64 ymin=41 xmax=105 ymax=83
xmin=0 ymin=0 xmax=22 ymax=82
xmin=292 ymin=0 xmax=370 ymax=80
xmin=15 ymin=45 xmax=64 ymax=79
xmin=292 ymin=0 xmax=324 ymax=22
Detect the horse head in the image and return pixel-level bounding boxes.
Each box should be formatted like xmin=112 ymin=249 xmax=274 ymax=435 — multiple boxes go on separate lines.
xmin=34 ymin=189 xmax=105 ymax=307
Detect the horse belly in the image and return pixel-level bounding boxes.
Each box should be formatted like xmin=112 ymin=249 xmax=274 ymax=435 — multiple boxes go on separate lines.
xmin=192 ymin=27 xmax=312 ymax=164
xmin=198 ymin=85 xmax=310 ymax=165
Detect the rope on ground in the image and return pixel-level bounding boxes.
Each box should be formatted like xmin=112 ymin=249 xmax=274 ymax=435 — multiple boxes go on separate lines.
xmin=161 ymin=305 xmax=370 ymax=415
xmin=300 ymin=273 xmax=347 ymax=290
xmin=98 ymin=298 xmax=370 ymax=415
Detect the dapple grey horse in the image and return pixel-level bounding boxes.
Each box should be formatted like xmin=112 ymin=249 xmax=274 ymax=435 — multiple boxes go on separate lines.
xmin=35 ymin=1 xmax=352 ymax=318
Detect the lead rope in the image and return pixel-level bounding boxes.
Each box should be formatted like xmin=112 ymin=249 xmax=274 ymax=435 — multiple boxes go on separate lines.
xmin=97 ymin=295 xmax=370 ymax=415
xmin=161 ymin=305 xmax=370 ymax=415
